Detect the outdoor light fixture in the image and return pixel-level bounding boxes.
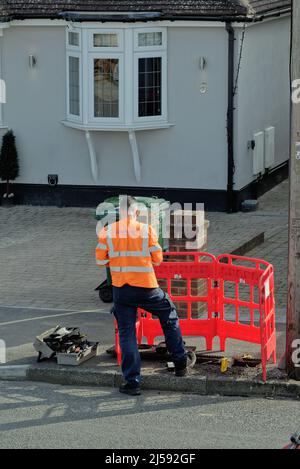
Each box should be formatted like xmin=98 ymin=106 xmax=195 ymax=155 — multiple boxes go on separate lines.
xmin=248 ymin=140 xmax=256 ymax=150
xmin=29 ymin=54 xmax=37 ymax=68
xmin=48 ymin=175 xmax=58 ymax=187
xmin=199 ymin=57 xmax=207 ymax=71
xmin=200 ymin=82 xmax=208 ymax=94
xmin=199 ymin=57 xmax=208 ymax=94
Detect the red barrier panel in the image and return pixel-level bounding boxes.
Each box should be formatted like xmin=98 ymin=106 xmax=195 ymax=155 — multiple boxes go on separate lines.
xmin=216 ymin=254 xmax=276 ymax=382
xmin=114 ymin=252 xmax=276 ymax=381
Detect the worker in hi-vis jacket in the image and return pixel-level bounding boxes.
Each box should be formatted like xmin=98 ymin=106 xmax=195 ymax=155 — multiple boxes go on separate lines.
xmin=96 ymin=195 xmax=188 ymax=396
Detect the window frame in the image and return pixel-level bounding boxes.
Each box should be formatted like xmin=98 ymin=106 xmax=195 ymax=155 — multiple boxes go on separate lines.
xmin=65 ymin=25 xmax=168 ymax=129
xmin=134 ymin=50 xmax=167 ymax=124
xmin=66 ymin=51 xmax=83 ymax=122
xmin=67 ymin=28 xmax=82 ymax=51
xmin=88 ymin=52 xmax=124 ymax=124
xmin=134 ymin=27 xmax=167 ymax=52
xmin=88 ymin=29 xmax=124 ymax=52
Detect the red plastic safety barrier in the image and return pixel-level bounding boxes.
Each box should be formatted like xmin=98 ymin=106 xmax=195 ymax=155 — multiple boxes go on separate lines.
xmin=115 ymin=252 xmax=276 ymax=381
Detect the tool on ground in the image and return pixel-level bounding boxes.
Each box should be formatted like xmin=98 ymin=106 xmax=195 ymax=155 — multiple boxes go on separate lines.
xmin=220 ymin=358 xmax=230 ymax=373
xmin=167 ymin=362 xmax=175 ymax=372
xmin=166 ymin=351 xmax=197 ymax=373
xmin=232 ymin=354 xmax=261 ymax=368
xmin=34 ymin=325 xmax=99 ymax=365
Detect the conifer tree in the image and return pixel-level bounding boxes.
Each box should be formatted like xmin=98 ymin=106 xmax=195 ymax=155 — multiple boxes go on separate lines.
xmin=0 ymin=130 xmax=19 ymax=197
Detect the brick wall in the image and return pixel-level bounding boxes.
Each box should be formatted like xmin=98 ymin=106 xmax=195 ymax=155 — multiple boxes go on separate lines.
xmin=158 ymin=211 xmax=210 ymax=319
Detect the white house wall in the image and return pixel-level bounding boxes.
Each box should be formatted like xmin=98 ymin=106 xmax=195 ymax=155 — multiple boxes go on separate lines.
xmin=1 ymin=24 xmax=228 ymax=191
xmin=234 ymin=16 xmax=290 ymax=191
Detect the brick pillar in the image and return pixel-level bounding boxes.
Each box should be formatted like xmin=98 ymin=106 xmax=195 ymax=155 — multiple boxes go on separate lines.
xmin=158 ymin=210 xmax=210 ymax=319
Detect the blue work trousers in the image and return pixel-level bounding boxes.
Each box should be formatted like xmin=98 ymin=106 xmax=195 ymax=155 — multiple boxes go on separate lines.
xmin=113 ymin=285 xmax=187 ymax=384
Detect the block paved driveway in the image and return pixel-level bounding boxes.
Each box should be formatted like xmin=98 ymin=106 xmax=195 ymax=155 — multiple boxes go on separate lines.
xmin=0 ymin=206 xmax=106 ymax=311
xmin=0 ymin=181 xmax=289 ymax=312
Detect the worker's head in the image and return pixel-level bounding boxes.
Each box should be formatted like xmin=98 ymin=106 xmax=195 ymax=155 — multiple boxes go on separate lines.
xmin=119 ymin=195 xmax=139 ymax=220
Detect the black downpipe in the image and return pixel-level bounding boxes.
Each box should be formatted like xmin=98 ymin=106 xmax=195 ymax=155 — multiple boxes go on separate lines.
xmin=226 ymin=22 xmax=235 ymax=213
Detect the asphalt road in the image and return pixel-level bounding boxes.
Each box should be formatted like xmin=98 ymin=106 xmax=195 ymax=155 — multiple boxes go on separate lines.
xmin=0 ymin=381 xmax=298 ymax=449
xmin=0 ymin=305 xmax=115 ymax=364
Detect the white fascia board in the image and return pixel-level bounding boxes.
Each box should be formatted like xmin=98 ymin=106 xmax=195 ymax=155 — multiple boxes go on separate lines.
xmin=9 ymin=19 xmax=67 ymax=27
xmin=73 ymin=20 xmax=225 ymax=28
xmin=161 ymin=20 xmax=225 ymax=28
xmin=7 ymin=18 xmax=225 ymax=29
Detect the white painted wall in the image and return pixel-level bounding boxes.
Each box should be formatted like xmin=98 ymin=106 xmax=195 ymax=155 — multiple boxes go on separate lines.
xmin=233 ymin=16 xmax=290 ymax=191
xmin=0 ymin=17 xmax=290 ymax=194
xmin=1 ymin=24 xmax=228 ymax=190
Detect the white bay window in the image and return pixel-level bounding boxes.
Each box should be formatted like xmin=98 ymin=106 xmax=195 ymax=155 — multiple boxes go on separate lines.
xmin=65 ymin=25 xmax=168 ymax=130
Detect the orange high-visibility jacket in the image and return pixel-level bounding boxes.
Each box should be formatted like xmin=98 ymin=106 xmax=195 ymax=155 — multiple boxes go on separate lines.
xmin=96 ymin=218 xmax=163 ymax=288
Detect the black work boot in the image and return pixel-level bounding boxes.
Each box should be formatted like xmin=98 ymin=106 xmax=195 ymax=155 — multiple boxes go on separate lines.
xmin=174 ymin=352 xmax=197 ymax=377
xmin=119 ymin=382 xmax=141 ymax=396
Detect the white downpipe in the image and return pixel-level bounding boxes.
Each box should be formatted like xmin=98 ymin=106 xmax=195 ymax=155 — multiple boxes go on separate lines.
xmin=85 ymin=130 xmax=98 ymax=182
xmin=128 ymin=130 xmax=141 ymax=182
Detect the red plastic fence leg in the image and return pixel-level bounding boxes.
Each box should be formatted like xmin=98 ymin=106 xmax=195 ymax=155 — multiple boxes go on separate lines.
xmin=115 ymin=320 xmax=122 ymax=366
xmin=146 ymin=335 xmax=155 ymax=346
xmin=136 ymin=320 xmax=143 ymax=346
xmin=261 ymin=350 xmax=267 ymax=382
xmin=116 ymin=338 xmax=122 ymax=366
xmin=272 ymin=348 xmax=277 ymax=365
xmin=206 ymin=337 xmax=213 ymax=351
xmin=220 ymin=337 xmax=226 ymax=353
xmin=262 ymin=364 xmax=267 ymax=383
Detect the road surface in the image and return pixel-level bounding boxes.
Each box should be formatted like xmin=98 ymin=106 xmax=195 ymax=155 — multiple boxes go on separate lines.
xmin=0 ymin=381 xmax=298 ymax=449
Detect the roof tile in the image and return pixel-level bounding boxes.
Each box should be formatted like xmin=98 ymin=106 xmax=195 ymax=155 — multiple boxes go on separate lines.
xmin=0 ymin=0 xmax=291 ymax=21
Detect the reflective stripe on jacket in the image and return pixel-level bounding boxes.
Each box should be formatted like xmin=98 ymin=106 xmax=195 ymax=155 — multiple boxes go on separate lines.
xmin=95 ymin=218 xmax=163 ymax=288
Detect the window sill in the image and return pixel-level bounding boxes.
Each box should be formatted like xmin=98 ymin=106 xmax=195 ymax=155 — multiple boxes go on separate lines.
xmin=61 ymin=120 xmax=174 ymax=132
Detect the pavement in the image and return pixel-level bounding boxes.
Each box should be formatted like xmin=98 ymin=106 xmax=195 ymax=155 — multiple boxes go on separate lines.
xmin=0 ymin=303 xmax=296 ymax=399
xmin=207 ymin=180 xmax=289 ymax=310
xmin=0 ymin=179 xmax=296 ymax=398
xmin=0 ymin=381 xmax=299 ymax=449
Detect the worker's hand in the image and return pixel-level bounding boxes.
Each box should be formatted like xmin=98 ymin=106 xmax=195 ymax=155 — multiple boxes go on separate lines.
xmin=152 ymin=262 xmax=162 ymax=267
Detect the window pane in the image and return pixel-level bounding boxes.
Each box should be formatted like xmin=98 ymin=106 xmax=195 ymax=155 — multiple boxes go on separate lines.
xmin=68 ymin=32 xmax=79 ymax=47
xmin=69 ymin=56 xmax=80 ymax=116
xmin=138 ymin=57 xmax=162 ymax=117
xmin=94 ymin=58 xmax=119 ymax=118
xmin=94 ymin=34 xmax=118 ymax=47
xmin=138 ymin=32 xmax=162 ymax=47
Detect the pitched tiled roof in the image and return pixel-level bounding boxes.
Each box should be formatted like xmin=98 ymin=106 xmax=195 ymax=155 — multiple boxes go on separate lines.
xmin=0 ymin=1 xmax=291 ymax=22
xmin=246 ymin=1 xmax=290 ymax=14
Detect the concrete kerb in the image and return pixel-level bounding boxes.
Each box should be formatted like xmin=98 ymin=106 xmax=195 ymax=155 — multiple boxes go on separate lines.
xmin=0 ymin=365 xmax=30 ymax=381
xmin=0 ymin=365 xmax=299 ymax=399
xmin=230 ymin=232 xmax=265 ymax=257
